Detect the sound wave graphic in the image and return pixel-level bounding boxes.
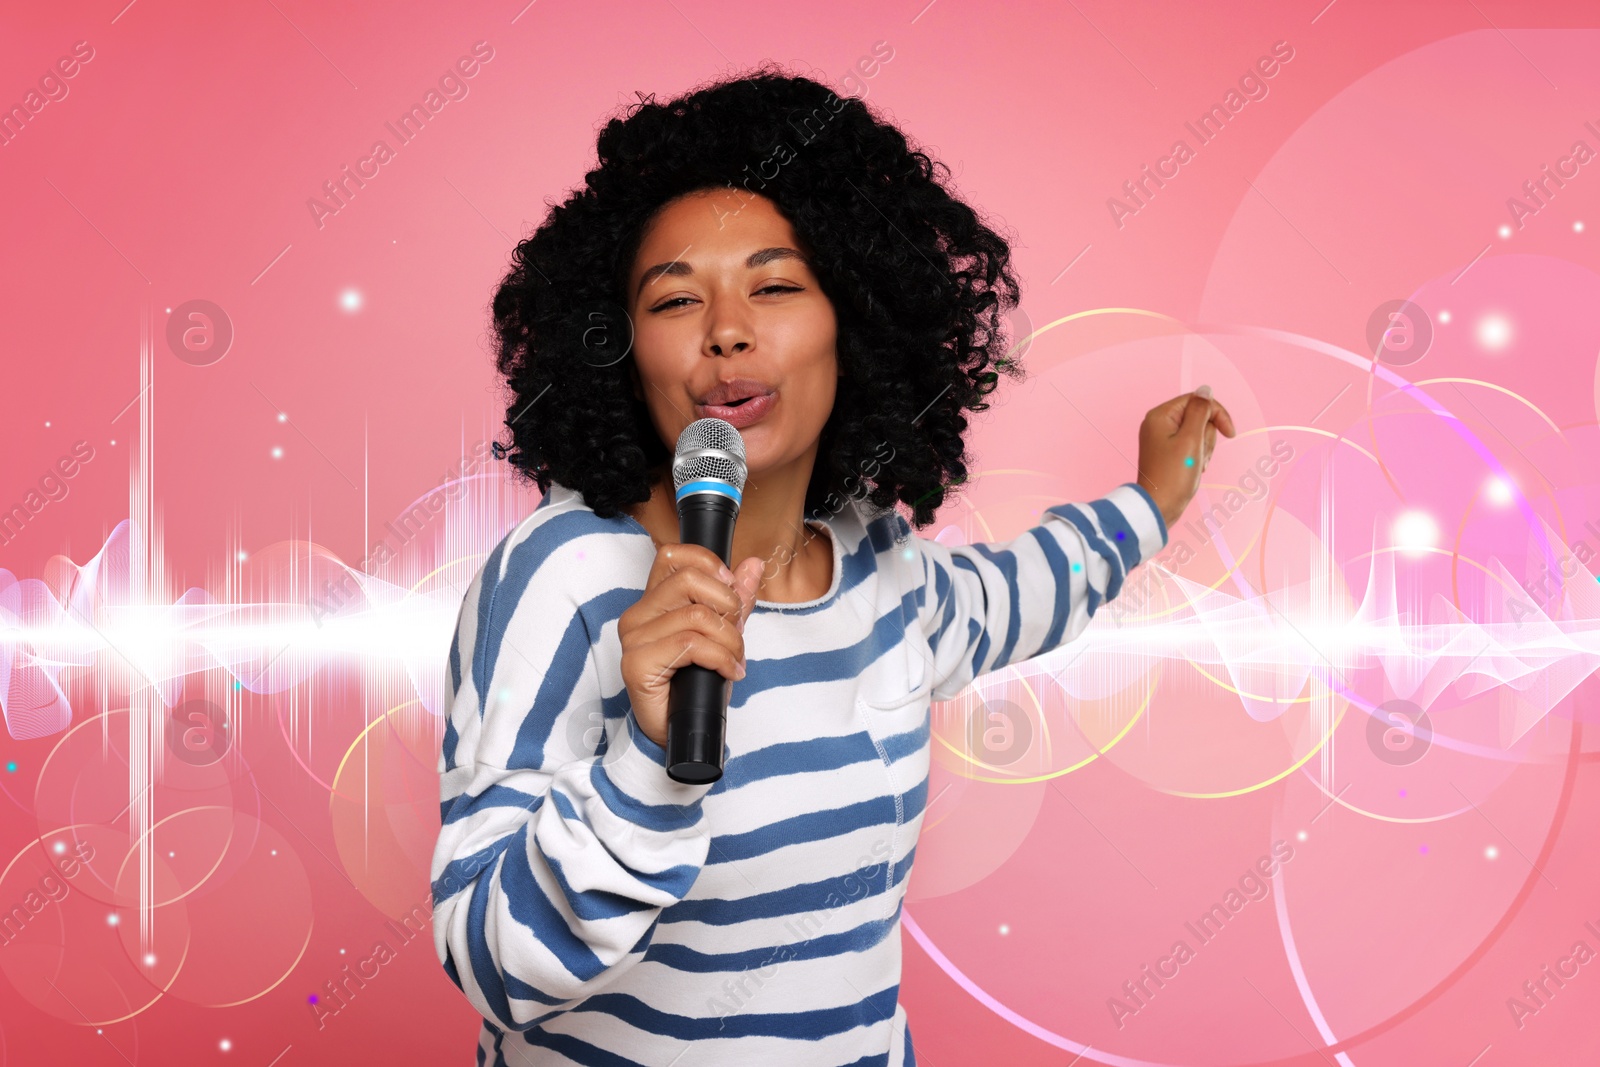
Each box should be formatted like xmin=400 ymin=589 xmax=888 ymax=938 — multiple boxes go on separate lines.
xmin=6 ymin=506 xmax=1597 ymax=747
xmin=4 ymin=305 xmax=1599 ymax=954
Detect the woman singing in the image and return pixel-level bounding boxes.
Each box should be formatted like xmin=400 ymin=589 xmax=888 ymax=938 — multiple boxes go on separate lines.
xmin=431 ymin=64 xmax=1233 ymax=1066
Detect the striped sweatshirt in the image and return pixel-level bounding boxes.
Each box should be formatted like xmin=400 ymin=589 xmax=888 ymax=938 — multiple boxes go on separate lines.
xmin=431 ymin=478 xmax=1168 ymax=1066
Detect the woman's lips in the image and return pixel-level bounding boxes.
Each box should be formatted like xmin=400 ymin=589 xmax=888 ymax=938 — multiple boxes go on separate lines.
xmin=696 ymin=391 xmax=776 ymax=428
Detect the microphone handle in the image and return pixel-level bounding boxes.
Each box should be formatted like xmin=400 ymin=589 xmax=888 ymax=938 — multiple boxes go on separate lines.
xmin=664 ymin=491 xmax=738 ymax=784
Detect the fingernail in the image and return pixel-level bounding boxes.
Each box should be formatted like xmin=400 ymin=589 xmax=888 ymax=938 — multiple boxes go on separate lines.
xmin=718 ymin=564 xmax=734 ymax=582
xmin=736 ymin=661 xmax=747 ymax=679
xmin=1195 ymin=384 xmax=1212 ymax=399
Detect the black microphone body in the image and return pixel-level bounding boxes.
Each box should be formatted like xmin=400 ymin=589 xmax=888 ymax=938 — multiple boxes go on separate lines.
xmin=663 ymin=418 xmax=747 ymax=784
xmin=665 ymin=491 xmax=738 ymax=783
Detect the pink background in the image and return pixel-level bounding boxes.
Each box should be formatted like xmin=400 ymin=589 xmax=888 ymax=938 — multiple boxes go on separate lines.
xmin=4 ymin=0 xmax=1600 ymax=1063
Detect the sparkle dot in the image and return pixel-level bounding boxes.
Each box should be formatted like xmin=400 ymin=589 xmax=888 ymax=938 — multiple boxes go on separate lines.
xmin=340 ymin=288 xmax=363 ymax=312
xmin=1419 ymin=844 xmax=1429 ymax=855
xmin=1438 ymin=310 xmax=1451 ymax=323
xmin=220 ymin=1039 xmax=232 ymax=1052
xmin=308 ymin=994 xmax=319 ymax=1004
xmin=1071 ymin=561 xmax=1082 ymax=572
xmin=1184 ymin=456 xmax=1195 ymax=467
xmin=1398 ymin=788 xmax=1407 ymax=797
xmin=1484 ymin=476 xmax=1514 ymax=506
xmin=110 ymin=439 xmax=117 ymax=446
xmin=1393 ymin=509 xmax=1440 ymax=555
xmin=1115 ymin=531 xmax=1125 ymax=540
xmin=1296 ymin=830 xmax=1308 ymax=842
xmin=998 ymin=923 xmax=1010 ymax=935
xmin=53 ymin=841 xmax=65 ymax=854
xmin=271 ymin=849 xmax=277 ymax=856
xmin=44 ymin=421 xmax=51 ymax=428
xmin=271 ymin=446 xmax=284 ymax=459
xmin=1576 ymin=221 xmax=1585 ymax=233
xmin=277 ymin=412 xmax=288 ymax=422
xmin=237 ymin=551 xmax=248 ymax=562
xmin=164 ymin=307 xmax=172 ymax=313
xmin=144 ymin=953 xmax=157 ymax=966
xmin=339 ymin=948 xmax=346 ymax=955
xmin=4 ymin=762 xmax=15 ymax=773
xmin=1476 ymin=315 xmax=1512 ymax=350
xmin=168 ymin=851 xmax=174 ymax=857
xmin=1486 ymin=845 xmax=1499 ymax=859
xmin=107 ymin=914 xmax=119 ymax=926
xmin=1498 ymin=224 xmax=1512 ymax=238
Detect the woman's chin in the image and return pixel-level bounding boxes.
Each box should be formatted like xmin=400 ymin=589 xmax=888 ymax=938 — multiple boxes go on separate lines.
xmin=735 ymin=433 xmax=793 ymax=485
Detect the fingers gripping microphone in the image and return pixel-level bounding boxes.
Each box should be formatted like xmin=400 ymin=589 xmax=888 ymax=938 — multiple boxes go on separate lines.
xmin=664 ymin=418 xmax=747 ymax=784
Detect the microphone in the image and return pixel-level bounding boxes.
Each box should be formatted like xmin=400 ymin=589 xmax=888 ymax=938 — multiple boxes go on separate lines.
xmin=664 ymin=417 xmax=748 ymax=784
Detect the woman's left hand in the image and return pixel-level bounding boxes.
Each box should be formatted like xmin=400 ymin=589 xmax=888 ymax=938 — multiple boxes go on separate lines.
xmin=1135 ymin=385 xmax=1236 ymax=530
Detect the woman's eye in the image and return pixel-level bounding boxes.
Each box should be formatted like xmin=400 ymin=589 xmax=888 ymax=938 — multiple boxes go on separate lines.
xmin=650 ymin=285 xmax=799 ymax=312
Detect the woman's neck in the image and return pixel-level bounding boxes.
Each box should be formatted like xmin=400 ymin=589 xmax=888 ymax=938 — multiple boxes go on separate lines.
xmin=626 ymin=455 xmax=833 ymax=604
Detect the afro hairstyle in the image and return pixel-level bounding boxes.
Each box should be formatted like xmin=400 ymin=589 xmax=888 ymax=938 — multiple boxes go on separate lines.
xmin=489 ymin=61 xmax=1025 ymax=529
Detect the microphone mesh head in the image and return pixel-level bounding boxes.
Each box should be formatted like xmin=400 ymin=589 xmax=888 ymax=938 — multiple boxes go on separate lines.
xmin=672 ymin=417 xmax=748 ymax=493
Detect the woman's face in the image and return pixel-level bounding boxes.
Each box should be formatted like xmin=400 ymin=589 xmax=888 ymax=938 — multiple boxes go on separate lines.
xmin=625 ymin=188 xmax=839 ymax=481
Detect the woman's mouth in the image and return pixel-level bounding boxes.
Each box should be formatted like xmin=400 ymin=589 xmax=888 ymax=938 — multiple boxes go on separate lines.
xmin=696 ymin=391 xmax=776 ymax=428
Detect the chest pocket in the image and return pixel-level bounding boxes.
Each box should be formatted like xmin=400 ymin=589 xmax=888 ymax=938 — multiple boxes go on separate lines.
xmin=853 ymin=538 xmax=935 ymax=839
xmin=855 ymin=531 xmax=934 ymax=713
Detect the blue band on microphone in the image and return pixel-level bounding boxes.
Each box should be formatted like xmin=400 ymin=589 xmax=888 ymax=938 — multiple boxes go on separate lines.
xmin=675 ymin=479 xmax=742 ymax=506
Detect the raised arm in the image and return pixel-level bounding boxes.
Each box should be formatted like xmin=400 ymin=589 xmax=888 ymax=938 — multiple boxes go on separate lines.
xmin=431 ymin=516 xmax=713 ymax=1032
xmin=910 ymin=481 xmax=1168 ymax=701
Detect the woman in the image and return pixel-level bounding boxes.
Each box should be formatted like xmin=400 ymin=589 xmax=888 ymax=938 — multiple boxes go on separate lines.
xmin=432 ymin=65 xmax=1233 ymax=1066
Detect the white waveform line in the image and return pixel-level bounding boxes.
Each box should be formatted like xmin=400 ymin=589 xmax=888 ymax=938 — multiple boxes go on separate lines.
xmin=133 ymin=307 xmax=159 ymax=953
xmin=5 ymin=372 xmax=1598 ymax=780
xmin=6 ymin=598 xmax=461 ymax=683
xmin=0 ymin=491 xmax=525 ymax=742
xmin=1014 ymin=517 xmax=1600 ymax=753
xmin=6 ymin=523 xmax=1600 ymax=742
xmin=5 ymin=536 xmax=1598 ymax=773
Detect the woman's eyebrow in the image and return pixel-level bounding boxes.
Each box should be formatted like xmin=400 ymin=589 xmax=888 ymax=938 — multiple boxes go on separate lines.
xmin=635 ymin=246 xmax=808 ymax=299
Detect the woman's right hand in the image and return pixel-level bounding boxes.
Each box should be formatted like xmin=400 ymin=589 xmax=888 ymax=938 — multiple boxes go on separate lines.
xmin=618 ymin=543 xmax=764 ymax=749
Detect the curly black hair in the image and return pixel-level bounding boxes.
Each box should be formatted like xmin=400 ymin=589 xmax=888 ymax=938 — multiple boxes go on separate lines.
xmin=489 ymin=61 xmax=1025 ymax=529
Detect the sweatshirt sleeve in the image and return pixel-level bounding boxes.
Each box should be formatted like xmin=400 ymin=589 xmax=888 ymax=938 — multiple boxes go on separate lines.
xmin=430 ymin=513 xmax=715 ymax=1033
xmin=911 ymin=481 xmax=1168 ymax=702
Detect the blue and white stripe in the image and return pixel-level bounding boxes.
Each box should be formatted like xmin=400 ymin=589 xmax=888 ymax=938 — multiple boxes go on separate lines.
xmin=432 ymin=479 xmax=1167 ymax=1065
